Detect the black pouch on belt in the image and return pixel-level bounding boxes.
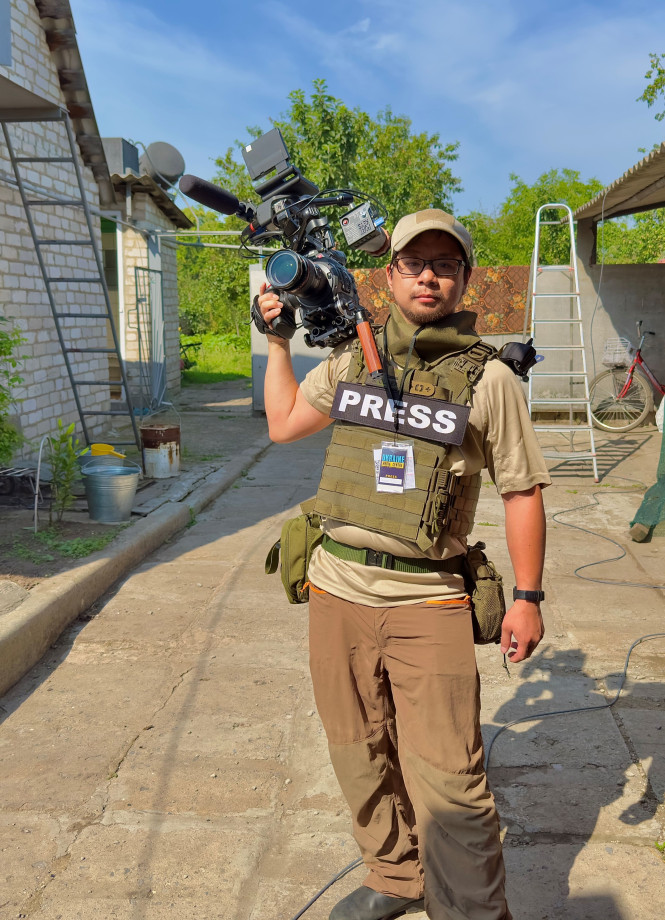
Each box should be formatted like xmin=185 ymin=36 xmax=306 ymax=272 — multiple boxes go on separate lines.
xmin=462 ymin=541 xmax=506 ymax=644
xmin=264 ymin=499 xmax=323 ymax=604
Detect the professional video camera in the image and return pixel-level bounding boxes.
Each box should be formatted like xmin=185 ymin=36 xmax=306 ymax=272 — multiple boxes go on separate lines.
xmin=179 ymin=128 xmax=389 ymax=352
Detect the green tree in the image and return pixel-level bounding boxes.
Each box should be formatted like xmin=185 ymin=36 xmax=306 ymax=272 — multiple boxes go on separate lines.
xmin=178 ymin=80 xmax=462 ymax=334
xmin=598 ymin=208 xmax=665 ymax=263
xmin=637 ymin=52 xmax=665 ymax=121
xmin=462 ymin=169 xmax=604 ymax=265
xmin=177 ymin=205 xmax=251 ymax=339
xmin=270 ymin=80 xmax=462 ymax=267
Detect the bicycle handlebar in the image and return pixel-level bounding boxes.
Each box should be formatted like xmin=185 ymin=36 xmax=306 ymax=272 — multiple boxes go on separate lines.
xmin=635 ymin=320 xmax=655 ymax=353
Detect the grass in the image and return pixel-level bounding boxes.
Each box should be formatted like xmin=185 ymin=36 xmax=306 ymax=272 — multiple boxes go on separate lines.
xmin=13 ymin=526 xmax=122 ymax=564
xmin=181 ymin=333 xmax=251 ymax=384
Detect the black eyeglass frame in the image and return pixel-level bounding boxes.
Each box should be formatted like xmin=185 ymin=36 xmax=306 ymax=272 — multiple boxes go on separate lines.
xmin=391 ymin=256 xmax=467 ymax=277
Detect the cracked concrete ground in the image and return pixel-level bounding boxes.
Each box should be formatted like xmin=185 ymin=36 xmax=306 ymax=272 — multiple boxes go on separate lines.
xmin=0 ymin=396 xmax=664 ymax=920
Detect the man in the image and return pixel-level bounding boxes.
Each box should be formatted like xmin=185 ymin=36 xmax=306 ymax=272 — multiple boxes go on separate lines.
xmin=257 ymin=210 xmax=549 ymax=920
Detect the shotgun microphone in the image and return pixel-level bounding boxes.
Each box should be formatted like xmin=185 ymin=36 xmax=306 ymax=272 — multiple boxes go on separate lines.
xmin=178 ymin=174 xmax=255 ymax=222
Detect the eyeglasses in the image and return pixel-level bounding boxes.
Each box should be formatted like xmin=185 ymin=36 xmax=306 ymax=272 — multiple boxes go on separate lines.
xmin=392 ymin=257 xmax=466 ymax=277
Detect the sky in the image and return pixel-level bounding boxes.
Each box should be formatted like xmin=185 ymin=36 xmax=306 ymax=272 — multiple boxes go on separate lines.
xmin=69 ymin=0 xmax=665 ymax=217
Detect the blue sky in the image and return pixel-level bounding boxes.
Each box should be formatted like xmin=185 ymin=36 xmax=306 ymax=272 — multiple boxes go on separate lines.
xmin=70 ymin=0 xmax=665 ymax=216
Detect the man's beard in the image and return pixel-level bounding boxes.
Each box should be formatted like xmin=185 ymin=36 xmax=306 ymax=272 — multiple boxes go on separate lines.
xmin=396 ymin=292 xmax=457 ymax=325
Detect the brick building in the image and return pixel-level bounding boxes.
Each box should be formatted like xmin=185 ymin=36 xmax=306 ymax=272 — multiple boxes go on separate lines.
xmin=0 ymin=0 xmax=190 ymax=459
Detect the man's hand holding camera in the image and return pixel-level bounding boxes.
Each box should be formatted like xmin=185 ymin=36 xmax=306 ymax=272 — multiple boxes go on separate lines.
xmin=257 ymin=283 xmax=287 ymax=340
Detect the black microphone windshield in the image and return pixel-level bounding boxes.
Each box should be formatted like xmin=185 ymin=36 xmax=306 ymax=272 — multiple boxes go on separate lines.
xmin=179 ymin=174 xmax=248 ymax=218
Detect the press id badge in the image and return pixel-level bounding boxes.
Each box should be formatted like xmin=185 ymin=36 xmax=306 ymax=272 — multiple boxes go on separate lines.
xmin=374 ymin=441 xmax=416 ymax=493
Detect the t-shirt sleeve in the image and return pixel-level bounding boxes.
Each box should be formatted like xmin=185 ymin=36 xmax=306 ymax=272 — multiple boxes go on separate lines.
xmin=299 ymin=342 xmax=355 ymax=414
xmin=477 ymin=359 xmax=551 ymax=493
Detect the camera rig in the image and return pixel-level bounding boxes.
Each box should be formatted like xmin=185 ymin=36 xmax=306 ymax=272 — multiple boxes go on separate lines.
xmin=179 ymin=130 xmax=542 ymax=381
xmin=179 ymin=128 xmax=388 ymax=355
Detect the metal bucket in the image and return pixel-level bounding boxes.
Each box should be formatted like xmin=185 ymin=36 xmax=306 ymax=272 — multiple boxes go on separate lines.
xmin=140 ymin=424 xmax=180 ymax=478
xmin=77 ymin=445 xmax=126 ymax=471
xmin=77 ymin=453 xmax=128 ymax=472
xmin=82 ymin=462 xmax=140 ymax=523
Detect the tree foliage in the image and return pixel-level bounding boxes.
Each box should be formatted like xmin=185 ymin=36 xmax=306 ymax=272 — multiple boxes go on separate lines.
xmin=462 ymin=169 xmax=604 ymax=266
xmin=598 ymin=209 xmax=665 ymax=263
xmin=177 ymin=206 xmax=251 ymax=339
xmin=270 ymin=80 xmax=462 ymax=267
xmin=0 ymin=317 xmax=24 ymax=465
xmin=637 ymin=52 xmax=665 ymax=121
xmin=177 ymin=80 xmax=462 ymax=334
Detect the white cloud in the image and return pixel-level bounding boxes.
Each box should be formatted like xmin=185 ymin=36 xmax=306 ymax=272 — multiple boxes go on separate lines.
xmin=68 ymin=0 xmax=665 ymax=211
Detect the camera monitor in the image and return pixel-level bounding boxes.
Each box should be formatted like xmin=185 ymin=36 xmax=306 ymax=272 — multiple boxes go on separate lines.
xmin=242 ymin=128 xmax=290 ymax=182
xmin=242 ymin=128 xmax=318 ymax=200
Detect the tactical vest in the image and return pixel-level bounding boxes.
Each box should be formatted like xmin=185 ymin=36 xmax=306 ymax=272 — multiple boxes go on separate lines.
xmin=313 ymin=312 xmax=497 ymax=552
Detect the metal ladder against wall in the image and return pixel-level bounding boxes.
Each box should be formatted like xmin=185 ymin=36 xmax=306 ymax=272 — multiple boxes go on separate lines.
xmin=0 ymin=108 xmax=141 ymax=450
xmin=527 ymin=203 xmax=599 ymax=481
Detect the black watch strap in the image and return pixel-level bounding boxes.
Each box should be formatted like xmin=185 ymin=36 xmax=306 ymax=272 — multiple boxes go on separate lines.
xmin=513 ymin=587 xmax=545 ymax=603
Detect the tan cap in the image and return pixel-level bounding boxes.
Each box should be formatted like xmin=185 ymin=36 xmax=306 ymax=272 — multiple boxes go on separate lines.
xmin=390 ymin=209 xmax=473 ymax=264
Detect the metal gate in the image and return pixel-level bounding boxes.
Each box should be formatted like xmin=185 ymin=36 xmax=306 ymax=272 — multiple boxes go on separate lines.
xmin=134 ymin=266 xmax=167 ymax=413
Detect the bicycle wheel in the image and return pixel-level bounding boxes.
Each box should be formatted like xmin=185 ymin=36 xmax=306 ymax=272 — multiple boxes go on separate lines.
xmin=589 ymin=368 xmax=653 ymax=431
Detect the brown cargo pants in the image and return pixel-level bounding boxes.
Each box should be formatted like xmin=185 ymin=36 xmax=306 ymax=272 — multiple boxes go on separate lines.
xmin=308 ymin=587 xmax=511 ymax=920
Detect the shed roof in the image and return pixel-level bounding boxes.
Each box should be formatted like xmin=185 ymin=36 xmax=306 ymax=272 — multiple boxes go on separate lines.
xmin=574 ymin=142 xmax=665 ymax=222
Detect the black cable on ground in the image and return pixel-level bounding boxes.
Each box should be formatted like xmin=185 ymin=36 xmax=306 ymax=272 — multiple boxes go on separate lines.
xmin=289 ymin=857 xmax=363 ymax=920
xmin=551 ymin=484 xmax=665 ymax=589
xmin=484 ymin=632 xmax=665 ymax=768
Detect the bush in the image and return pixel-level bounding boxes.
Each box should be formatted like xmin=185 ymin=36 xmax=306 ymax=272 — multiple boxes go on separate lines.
xmin=0 ymin=318 xmax=25 ymax=465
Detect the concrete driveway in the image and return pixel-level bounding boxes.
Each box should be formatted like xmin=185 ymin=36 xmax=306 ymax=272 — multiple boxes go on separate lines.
xmin=0 ymin=396 xmax=663 ymax=920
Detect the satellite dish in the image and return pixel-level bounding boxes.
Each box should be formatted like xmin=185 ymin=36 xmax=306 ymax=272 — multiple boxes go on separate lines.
xmin=139 ymin=142 xmax=186 ymax=190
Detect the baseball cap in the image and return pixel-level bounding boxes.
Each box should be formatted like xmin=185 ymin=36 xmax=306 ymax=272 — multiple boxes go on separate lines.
xmin=390 ymin=209 xmax=473 ymax=264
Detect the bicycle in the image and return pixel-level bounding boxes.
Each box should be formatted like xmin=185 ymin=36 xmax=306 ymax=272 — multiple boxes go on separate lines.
xmin=589 ymin=321 xmax=665 ymax=431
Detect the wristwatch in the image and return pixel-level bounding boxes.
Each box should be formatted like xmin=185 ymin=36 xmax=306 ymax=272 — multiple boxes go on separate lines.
xmin=513 ymin=587 xmax=545 ymax=603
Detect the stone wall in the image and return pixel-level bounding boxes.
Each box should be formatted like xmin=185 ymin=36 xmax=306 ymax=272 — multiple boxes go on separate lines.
xmin=577 ymin=219 xmax=665 ymax=383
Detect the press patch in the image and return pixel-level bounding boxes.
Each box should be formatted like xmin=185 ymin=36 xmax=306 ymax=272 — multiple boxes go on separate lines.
xmin=330 ymin=382 xmax=469 ymax=446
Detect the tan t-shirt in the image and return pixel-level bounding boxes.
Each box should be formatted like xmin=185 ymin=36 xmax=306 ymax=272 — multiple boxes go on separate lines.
xmin=301 ymin=339 xmax=551 ymax=606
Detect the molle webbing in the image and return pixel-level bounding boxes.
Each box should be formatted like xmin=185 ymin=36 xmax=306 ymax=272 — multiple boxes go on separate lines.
xmin=314 ymin=316 xmax=493 ymax=550
xmin=315 ymin=423 xmax=481 ymax=551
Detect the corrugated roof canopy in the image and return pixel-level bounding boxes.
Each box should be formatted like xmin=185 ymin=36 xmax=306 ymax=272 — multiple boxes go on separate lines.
xmin=111 ymin=174 xmax=193 ymax=230
xmin=574 ymin=142 xmax=665 ymax=222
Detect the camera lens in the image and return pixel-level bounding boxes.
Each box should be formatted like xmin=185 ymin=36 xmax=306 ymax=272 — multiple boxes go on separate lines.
xmin=266 ymin=250 xmax=304 ymax=289
xmin=266 ymin=250 xmax=328 ymax=301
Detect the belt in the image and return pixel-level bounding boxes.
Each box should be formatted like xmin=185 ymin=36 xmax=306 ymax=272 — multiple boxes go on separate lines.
xmin=321 ymin=535 xmax=465 ymax=575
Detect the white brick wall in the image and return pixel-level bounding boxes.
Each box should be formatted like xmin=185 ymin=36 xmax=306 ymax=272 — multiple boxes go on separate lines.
xmin=0 ymin=0 xmax=111 ymax=458
xmin=119 ymin=194 xmax=181 ymax=400
xmin=0 ymin=0 xmax=62 ymax=104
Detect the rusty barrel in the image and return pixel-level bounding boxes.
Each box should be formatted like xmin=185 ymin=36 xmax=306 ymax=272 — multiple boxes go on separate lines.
xmin=140 ymin=424 xmax=181 ymax=478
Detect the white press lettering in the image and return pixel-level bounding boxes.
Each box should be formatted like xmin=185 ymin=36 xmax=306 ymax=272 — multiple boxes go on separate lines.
xmin=432 ymin=408 xmax=457 ymax=434
xmin=338 ymin=389 xmax=362 ymax=413
xmin=361 ymin=393 xmax=384 ymax=419
xmin=407 ymin=404 xmax=431 ymax=429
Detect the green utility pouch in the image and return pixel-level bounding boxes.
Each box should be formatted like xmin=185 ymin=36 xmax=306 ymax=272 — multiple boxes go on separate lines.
xmin=265 ymin=500 xmax=324 ymax=604
xmin=462 ymin=541 xmax=506 ymax=645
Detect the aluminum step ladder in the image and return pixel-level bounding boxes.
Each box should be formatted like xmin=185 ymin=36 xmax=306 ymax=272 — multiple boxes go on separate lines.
xmin=527 ymin=203 xmax=599 ymax=481
xmin=0 ymin=108 xmax=140 ymax=450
